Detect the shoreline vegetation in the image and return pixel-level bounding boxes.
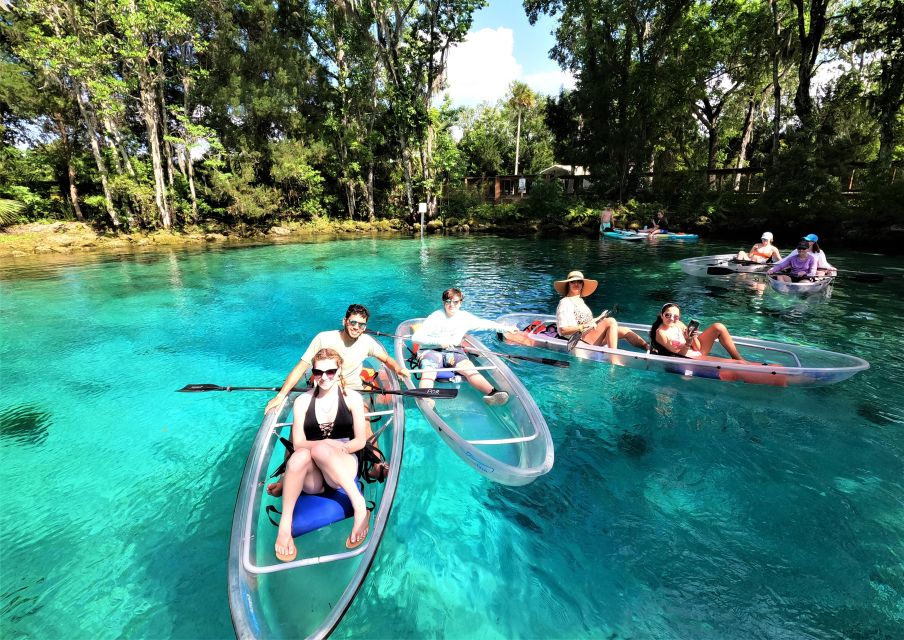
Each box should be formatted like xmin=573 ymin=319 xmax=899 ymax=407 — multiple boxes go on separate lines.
xmin=4 ymin=2 xmax=902 ymax=262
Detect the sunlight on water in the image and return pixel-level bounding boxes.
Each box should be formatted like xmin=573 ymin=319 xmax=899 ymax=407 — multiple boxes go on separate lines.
xmin=1 ymin=236 xmax=902 ymax=639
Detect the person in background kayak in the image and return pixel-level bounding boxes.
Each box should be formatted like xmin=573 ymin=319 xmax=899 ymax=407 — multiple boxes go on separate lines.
xmin=736 ymin=231 xmax=781 ymax=263
xmin=647 ymin=210 xmax=670 ymax=236
xmin=264 ymin=303 xmax=408 ymax=415
xmin=768 ymin=241 xmax=819 ymax=282
xmin=554 ymin=270 xmax=649 ymax=350
xmin=649 ymin=303 xmax=745 ymax=361
xmin=411 ymin=288 xmax=518 ymax=406
xmin=787 ymin=233 xmax=836 ymax=275
xmin=274 ymin=348 xmax=370 ymax=562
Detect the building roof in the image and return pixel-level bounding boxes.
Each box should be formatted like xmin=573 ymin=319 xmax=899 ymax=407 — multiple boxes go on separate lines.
xmin=538 ymin=165 xmax=589 ymax=176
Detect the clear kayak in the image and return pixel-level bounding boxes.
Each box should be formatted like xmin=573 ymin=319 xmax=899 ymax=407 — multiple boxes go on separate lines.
xmin=496 ymin=313 xmax=869 ymax=387
xmin=394 ymin=319 xmax=554 ymax=485
xmin=603 ymin=228 xmax=699 ymax=241
xmin=680 ymin=254 xmax=771 ymax=277
xmin=768 ymin=275 xmax=834 ymax=295
xmin=228 ymin=362 xmax=405 ymax=639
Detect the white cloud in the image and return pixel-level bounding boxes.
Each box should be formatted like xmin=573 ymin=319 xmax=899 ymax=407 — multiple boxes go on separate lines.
xmin=523 ymin=69 xmax=576 ymax=98
xmin=445 ymin=28 xmax=522 ymax=106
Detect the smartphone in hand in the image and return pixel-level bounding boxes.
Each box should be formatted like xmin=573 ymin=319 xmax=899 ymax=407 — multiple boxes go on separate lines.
xmin=686 ymin=319 xmax=700 ymax=338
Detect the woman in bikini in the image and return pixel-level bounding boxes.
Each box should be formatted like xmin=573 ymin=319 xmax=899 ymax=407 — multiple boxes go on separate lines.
xmin=737 ymin=231 xmax=781 ymax=263
xmin=274 ymin=348 xmax=370 ymax=562
xmin=649 ymin=303 xmax=745 ymax=362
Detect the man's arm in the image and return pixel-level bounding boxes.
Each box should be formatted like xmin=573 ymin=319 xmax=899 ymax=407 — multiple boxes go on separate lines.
xmin=263 ymin=358 xmax=311 ymax=415
xmin=366 ymin=336 xmax=409 ymax=378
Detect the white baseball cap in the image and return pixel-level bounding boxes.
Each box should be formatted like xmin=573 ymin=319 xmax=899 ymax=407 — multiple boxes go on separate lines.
xmin=761 ymin=231 xmax=773 ymax=241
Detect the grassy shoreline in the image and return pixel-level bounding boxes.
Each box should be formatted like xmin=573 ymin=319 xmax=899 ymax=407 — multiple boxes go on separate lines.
xmin=0 ymin=219 xmax=417 ymax=258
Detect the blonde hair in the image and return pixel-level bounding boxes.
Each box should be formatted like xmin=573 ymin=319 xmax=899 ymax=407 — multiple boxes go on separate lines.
xmin=312 ymin=348 xmax=346 ymax=394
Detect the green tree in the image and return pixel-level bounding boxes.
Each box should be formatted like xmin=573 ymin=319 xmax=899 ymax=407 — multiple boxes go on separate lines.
xmin=507 ymin=81 xmax=536 ymax=174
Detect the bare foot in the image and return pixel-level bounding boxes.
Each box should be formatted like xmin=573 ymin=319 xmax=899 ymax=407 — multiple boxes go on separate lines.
xmin=275 ymin=529 xmax=297 ymax=562
xmin=267 ymin=480 xmax=283 ymax=497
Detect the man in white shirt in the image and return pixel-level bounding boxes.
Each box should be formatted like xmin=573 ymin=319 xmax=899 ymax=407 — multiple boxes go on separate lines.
xmin=264 ymin=304 xmax=408 ymax=415
xmin=411 ymin=288 xmax=517 ymax=405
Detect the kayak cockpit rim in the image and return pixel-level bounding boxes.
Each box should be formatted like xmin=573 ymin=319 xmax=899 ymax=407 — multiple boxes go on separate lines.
xmin=241 ymin=410 xmax=395 ymax=575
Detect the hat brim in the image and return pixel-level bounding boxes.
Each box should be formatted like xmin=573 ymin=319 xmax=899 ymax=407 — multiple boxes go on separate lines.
xmin=554 ymin=278 xmax=599 ymax=296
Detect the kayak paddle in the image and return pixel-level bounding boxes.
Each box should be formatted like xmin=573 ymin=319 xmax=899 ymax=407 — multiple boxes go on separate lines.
xmin=567 ymin=305 xmax=618 ymax=352
xmin=177 ymin=383 xmax=458 ymax=399
xmin=366 ymin=329 xmax=570 ymax=368
xmin=706 ymin=266 xmax=883 ymax=283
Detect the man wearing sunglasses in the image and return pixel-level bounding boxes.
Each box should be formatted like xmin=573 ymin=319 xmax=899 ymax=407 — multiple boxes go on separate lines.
xmin=264 ymin=303 xmax=408 ymax=415
xmin=411 ymin=288 xmax=518 ymax=406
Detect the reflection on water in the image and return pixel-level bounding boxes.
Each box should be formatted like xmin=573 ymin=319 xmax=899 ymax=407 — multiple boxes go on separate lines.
xmin=1 ymin=235 xmax=902 ymax=639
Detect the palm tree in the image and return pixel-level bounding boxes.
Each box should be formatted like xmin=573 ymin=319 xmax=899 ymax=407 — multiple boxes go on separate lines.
xmin=508 ymin=81 xmax=536 ymax=175
xmin=0 ymin=199 xmax=24 ymax=229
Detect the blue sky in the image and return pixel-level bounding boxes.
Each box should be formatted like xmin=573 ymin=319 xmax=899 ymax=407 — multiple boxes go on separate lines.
xmin=443 ymin=1 xmax=574 ymax=107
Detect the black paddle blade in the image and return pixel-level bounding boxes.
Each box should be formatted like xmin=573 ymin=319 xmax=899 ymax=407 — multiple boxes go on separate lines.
xmin=508 ymin=354 xmax=570 ymax=367
xmin=177 ymin=384 xmax=227 ymax=392
xmin=706 ymin=266 xmax=735 ymax=276
xmin=566 ymin=332 xmax=583 ymax=352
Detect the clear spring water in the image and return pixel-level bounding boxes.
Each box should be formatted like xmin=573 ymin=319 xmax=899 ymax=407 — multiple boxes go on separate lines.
xmin=1 ymin=235 xmax=902 ymax=639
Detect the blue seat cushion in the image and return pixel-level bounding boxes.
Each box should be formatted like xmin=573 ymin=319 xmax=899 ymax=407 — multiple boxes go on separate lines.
xmin=291 ymin=487 xmax=354 ymax=537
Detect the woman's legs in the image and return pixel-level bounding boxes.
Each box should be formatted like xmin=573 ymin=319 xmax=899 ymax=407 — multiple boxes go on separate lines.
xmin=583 ymin=317 xmax=619 ymax=348
xmin=310 ymin=442 xmax=369 ymax=545
xmin=275 ymin=449 xmax=322 ymax=560
xmin=616 ymin=325 xmax=649 ymax=350
xmin=698 ymin=322 xmax=744 ymax=360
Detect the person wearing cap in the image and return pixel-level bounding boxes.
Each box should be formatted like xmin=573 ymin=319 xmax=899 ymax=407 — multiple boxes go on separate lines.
xmin=788 ymin=233 xmax=836 ymax=275
xmin=767 ymin=241 xmax=819 ymax=281
xmin=410 ymin=288 xmax=519 ymax=406
xmin=737 ymin=231 xmax=781 ymax=263
xmin=554 ymin=270 xmax=649 ymax=350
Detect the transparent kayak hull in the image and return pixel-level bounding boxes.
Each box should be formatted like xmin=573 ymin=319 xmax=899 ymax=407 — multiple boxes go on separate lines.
xmin=769 ymin=275 xmax=834 ymax=294
xmin=680 ymin=254 xmax=770 ymax=277
xmin=228 ymin=363 xmax=405 ymax=639
xmin=496 ymin=313 xmax=869 ymax=387
xmin=394 ymin=319 xmax=554 ymax=485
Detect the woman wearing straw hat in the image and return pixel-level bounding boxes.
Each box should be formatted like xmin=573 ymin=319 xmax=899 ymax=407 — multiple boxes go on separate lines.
xmin=554 ymin=270 xmax=649 ymax=350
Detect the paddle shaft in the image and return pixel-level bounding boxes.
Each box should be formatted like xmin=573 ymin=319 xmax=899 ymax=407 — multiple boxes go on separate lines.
xmin=176 ymin=383 xmax=457 ymax=398
xmin=366 ymin=329 xmax=569 ymax=367
xmin=706 ymin=266 xmax=878 ymax=284
xmin=567 ymin=307 xmax=616 ymax=351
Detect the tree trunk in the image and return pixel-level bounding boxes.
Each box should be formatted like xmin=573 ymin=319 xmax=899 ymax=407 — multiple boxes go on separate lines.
xmin=769 ymin=0 xmax=782 ymax=168
xmin=101 ymin=115 xmax=136 ymax=177
xmin=514 ymin=110 xmax=522 ymax=175
xmin=158 ymin=63 xmax=176 ymax=186
xmin=138 ymin=68 xmax=172 ymax=228
xmin=366 ymin=162 xmax=375 ymax=223
xmin=180 ymin=45 xmax=199 ymax=222
xmin=54 ymin=113 xmax=84 ymax=222
xmin=791 ymin=0 xmax=828 ymax=130
xmin=74 ymin=88 xmax=120 ymax=228
xmin=733 ymin=97 xmax=756 ymax=190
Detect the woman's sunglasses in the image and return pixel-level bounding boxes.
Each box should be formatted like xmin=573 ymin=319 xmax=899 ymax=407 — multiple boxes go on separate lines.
xmin=663 ymin=312 xmax=680 ymax=320
xmin=311 ymin=367 xmax=339 ymax=379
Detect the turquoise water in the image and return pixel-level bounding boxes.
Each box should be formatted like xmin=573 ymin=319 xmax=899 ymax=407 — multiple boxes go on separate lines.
xmin=1 ymin=235 xmax=902 ymax=639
